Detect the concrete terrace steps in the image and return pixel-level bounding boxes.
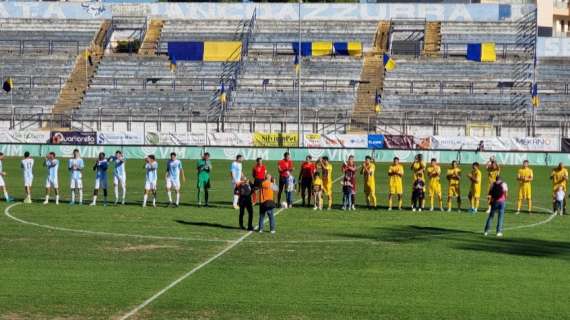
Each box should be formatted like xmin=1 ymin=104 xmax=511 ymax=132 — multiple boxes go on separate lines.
xmin=52 ymin=20 xmax=110 ymax=114
xmin=423 ymin=21 xmax=441 ymax=57
xmin=139 ymin=19 xmax=164 ymax=56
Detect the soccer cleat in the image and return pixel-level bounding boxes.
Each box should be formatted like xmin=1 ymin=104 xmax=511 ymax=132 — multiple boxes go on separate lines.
xmin=342 ymin=207 xmax=346 ymax=211
xmin=496 ymin=232 xmax=504 ymax=237
xmin=516 ymin=210 xmax=520 ymax=215
xmin=233 ymin=204 xmax=239 ymax=210
xmin=486 ymin=208 xmax=491 ymax=214
xmin=412 ymin=208 xmax=416 ymax=212
xmin=388 ymin=207 xmax=392 ymax=211
xmin=5 ymin=196 xmax=13 ymax=203
xmin=447 ymin=208 xmax=452 ymax=212
xmin=258 ymin=230 xmax=263 ymax=233
xmin=484 ymin=232 xmax=488 ymax=236
xmin=121 ymin=200 xmax=126 ymax=205
xmin=440 ymin=207 xmax=444 ymax=212
xmin=89 ymin=202 xmax=96 ymax=206
xmin=270 ymin=230 xmax=276 ymax=234
xmin=43 ymin=200 xmax=48 ymax=205
xmin=351 ymin=205 xmax=356 ymax=210
xmin=430 ymin=207 xmax=434 ymax=212
xmin=69 ymin=201 xmax=75 ymax=206
xmin=418 ymin=208 xmax=422 ymax=212
xmin=313 ymin=206 xmax=318 ymax=211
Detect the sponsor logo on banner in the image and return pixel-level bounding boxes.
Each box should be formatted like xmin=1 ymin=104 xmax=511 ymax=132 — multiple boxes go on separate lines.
xmin=304 ymin=133 xmax=322 ymax=148
xmin=50 ymin=131 xmax=96 ymax=145
xmin=367 ymin=134 xmax=385 ymax=149
xmin=253 ymin=132 xmax=298 ymax=147
xmin=431 ymin=136 xmax=559 ymax=152
xmin=0 ymin=131 xmax=49 ymax=143
xmin=144 ymin=132 xmax=206 ymax=146
xmin=97 ymin=132 xmax=144 ymax=145
xmin=384 ymin=135 xmax=415 ymax=149
xmin=415 ymin=137 xmax=431 ymax=150
xmin=208 ymin=133 xmax=253 ymax=146
xmin=320 ymin=134 xmax=367 ymax=148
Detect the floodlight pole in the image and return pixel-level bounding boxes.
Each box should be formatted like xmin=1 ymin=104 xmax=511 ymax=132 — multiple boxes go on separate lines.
xmin=297 ymin=0 xmax=304 ymax=148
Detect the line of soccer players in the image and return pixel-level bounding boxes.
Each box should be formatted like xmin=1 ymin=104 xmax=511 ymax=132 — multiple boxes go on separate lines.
xmin=0 ymin=150 xmax=567 ymax=214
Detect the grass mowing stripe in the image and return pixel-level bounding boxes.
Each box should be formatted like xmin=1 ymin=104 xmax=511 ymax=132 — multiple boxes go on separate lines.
xmin=118 ymin=175 xmax=343 ymax=319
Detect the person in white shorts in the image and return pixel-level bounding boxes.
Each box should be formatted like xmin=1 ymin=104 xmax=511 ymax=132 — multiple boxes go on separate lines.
xmin=21 ymin=151 xmax=34 ymax=204
xmin=0 ymin=152 xmax=13 ymax=203
xmin=166 ymin=152 xmax=185 ymax=207
xmin=230 ymin=154 xmax=243 ymax=209
xmin=90 ymin=152 xmax=109 ymax=206
xmin=43 ymin=152 xmax=60 ymax=205
xmin=143 ymin=155 xmax=158 ymax=208
xmin=68 ymin=149 xmax=84 ymax=205
xmin=108 ymin=150 xmax=127 ymax=205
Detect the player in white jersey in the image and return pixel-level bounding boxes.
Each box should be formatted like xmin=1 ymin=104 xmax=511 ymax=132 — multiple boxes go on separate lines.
xmin=166 ymin=152 xmax=185 ymax=207
xmin=68 ymin=149 xmax=84 ymax=205
xmin=43 ymin=152 xmax=60 ymax=205
xmin=90 ymin=152 xmax=109 ymax=206
xmin=0 ymin=152 xmax=13 ymax=203
xmin=143 ymin=155 xmax=158 ymax=208
xmin=21 ymin=151 xmax=34 ymax=204
xmin=108 ymin=150 xmax=127 ymax=205
xmin=230 ymin=154 xmax=244 ymax=209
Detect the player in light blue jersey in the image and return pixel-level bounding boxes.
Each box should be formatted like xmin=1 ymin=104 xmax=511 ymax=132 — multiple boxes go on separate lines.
xmin=21 ymin=151 xmax=34 ymax=203
xmin=143 ymin=155 xmax=158 ymax=208
xmin=68 ymin=149 xmax=84 ymax=205
xmin=43 ymin=152 xmax=60 ymax=205
xmin=90 ymin=152 xmax=109 ymax=206
xmin=0 ymin=152 xmax=13 ymax=202
xmin=108 ymin=150 xmax=127 ymax=205
xmin=166 ymin=152 xmax=185 ymax=207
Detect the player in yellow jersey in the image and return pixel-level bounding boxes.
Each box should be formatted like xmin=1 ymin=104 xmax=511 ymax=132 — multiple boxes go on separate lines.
xmin=319 ymin=156 xmax=334 ymax=210
xmin=550 ymin=162 xmax=568 ymax=214
xmin=360 ymin=156 xmax=376 ymax=208
xmin=467 ymin=162 xmax=482 ymax=213
xmin=427 ymin=158 xmax=443 ymax=211
xmin=516 ymin=160 xmax=533 ymax=214
xmin=312 ymin=172 xmax=323 ymax=211
xmin=485 ymin=158 xmax=501 ymax=213
xmin=388 ymin=157 xmax=404 ymax=210
xmin=410 ymin=154 xmax=425 ymax=208
xmin=446 ymin=160 xmax=462 ymax=212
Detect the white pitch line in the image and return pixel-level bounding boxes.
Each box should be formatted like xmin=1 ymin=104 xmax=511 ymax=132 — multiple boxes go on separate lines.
xmin=3 ymin=203 xmax=232 ymax=243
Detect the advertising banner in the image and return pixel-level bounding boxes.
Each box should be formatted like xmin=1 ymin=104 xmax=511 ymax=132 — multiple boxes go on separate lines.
xmin=50 ymin=131 xmax=97 ymax=145
xmin=367 ymin=134 xmax=385 ymax=149
xmin=384 ymin=135 xmax=415 ymax=149
xmin=208 ymin=132 xmax=253 ymax=146
xmin=430 ymin=136 xmax=559 ymax=152
xmin=503 ymin=137 xmax=559 ymax=152
xmin=97 ymin=132 xmax=144 ymax=145
xmin=321 ymin=134 xmax=367 ymax=148
xmin=145 ymin=132 xmax=206 ymax=146
xmin=0 ymin=131 xmax=49 ymax=144
xmin=253 ymin=132 xmax=298 ymax=147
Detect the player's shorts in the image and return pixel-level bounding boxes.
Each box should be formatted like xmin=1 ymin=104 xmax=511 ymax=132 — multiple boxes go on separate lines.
xmin=45 ymin=177 xmax=58 ymax=189
xmin=24 ymin=175 xmax=33 ymax=187
xmin=301 ymin=177 xmax=313 ymax=190
xmin=0 ymin=175 xmax=5 ymax=187
xmin=448 ymin=184 xmax=460 ymax=198
xmin=469 ymin=186 xmax=481 ymax=199
xmin=145 ymin=180 xmax=157 ymax=190
xmin=518 ymin=183 xmax=532 ymax=200
xmin=166 ymin=177 xmax=180 ymax=190
xmin=253 ymin=178 xmax=264 ymax=189
xmin=322 ymin=181 xmax=333 ymax=196
xmin=113 ymin=174 xmax=126 ymax=187
xmin=70 ymin=178 xmax=82 ymax=189
xmin=389 ymin=182 xmax=403 ymax=195
xmin=428 ymin=181 xmax=441 ymax=197
xmin=364 ymin=182 xmax=375 ymax=194
xmin=95 ymin=177 xmax=108 ymax=190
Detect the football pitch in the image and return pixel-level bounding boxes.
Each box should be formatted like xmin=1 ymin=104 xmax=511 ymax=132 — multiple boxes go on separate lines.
xmin=0 ymin=157 xmax=568 ymax=319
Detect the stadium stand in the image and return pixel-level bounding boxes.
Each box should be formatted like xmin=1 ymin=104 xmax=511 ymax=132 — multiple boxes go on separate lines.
xmin=0 ymin=18 xmax=100 ymax=125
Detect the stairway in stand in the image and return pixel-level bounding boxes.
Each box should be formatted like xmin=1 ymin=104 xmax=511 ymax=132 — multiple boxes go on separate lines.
xmin=423 ymin=21 xmax=441 ymax=57
xmin=350 ymin=21 xmax=390 ymax=133
xmin=139 ymin=19 xmax=164 ymax=56
xmin=50 ymin=20 xmax=110 ymax=129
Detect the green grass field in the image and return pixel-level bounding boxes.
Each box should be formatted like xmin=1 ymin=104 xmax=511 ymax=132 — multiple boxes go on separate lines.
xmin=0 ymin=157 xmax=568 ymax=320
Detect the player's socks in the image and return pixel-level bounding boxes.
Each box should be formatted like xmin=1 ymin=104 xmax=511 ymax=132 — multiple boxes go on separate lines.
xmin=4 ymin=191 xmax=9 ymax=200
xmin=44 ymin=195 xmax=49 ymax=204
xmin=114 ymin=185 xmax=119 ymax=203
xmin=388 ymin=198 xmax=392 ymax=209
xmin=79 ymin=190 xmax=83 ymax=204
xmin=152 ymin=194 xmax=156 ymax=207
xmin=176 ymin=192 xmax=180 ymax=206
xmin=122 ymin=186 xmax=126 ymax=204
xmin=398 ymin=198 xmax=403 ymax=210
xmin=430 ymin=197 xmax=434 ymax=209
xmin=517 ymin=199 xmax=522 ymax=212
xmin=142 ymin=194 xmax=148 ymax=207
xmin=55 ymin=195 xmax=59 ymax=205
xmin=167 ymin=191 xmax=173 ymax=203
xmin=233 ymin=195 xmax=239 ymax=209
xmin=91 ymin=195 xmax=97 ymax=205
xmin=528 ymin=200 xmax=532 ymax=213
xmin=71 ymin=190 xmax=76 ymax=204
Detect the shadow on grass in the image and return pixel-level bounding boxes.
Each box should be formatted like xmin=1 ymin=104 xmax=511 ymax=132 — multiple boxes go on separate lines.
xmin=454 ymin=237 xmax=570 ymax=259
xmin=331 ymin=225 xmax=474 ymax=243
xmin=175 ymin=219 xmax=240 ymax=230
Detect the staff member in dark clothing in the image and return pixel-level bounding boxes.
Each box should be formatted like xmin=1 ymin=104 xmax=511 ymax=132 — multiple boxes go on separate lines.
xmin=277 ymin=152 xmax=294 ymax=206
xmin=299 ymin=155 xmax=316 ymax=207
xmin=238 ymin=176 xmax=254 ymax=231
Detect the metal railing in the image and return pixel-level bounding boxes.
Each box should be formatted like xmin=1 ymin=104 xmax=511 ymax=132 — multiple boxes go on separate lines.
xmin=0 ymin=39 xmax=81 ymax=55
